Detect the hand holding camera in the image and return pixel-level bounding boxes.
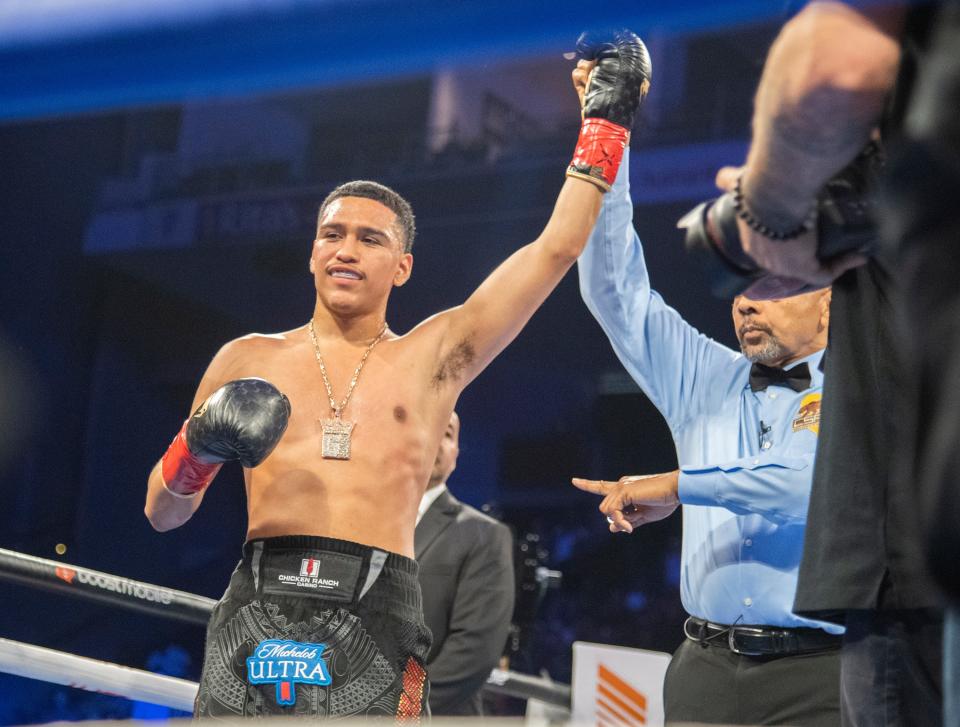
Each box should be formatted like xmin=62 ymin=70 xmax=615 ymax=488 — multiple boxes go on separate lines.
xmin=680 ymin=142 xmax=883 ymax=299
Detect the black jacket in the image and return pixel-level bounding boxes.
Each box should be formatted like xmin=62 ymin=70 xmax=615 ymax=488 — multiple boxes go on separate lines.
xmin=415 ymin=488 xmax=514 ymax=716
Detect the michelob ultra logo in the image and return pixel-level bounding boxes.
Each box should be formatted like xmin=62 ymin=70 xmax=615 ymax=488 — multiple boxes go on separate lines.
xmin=247 ymin=639 xmax=332 ymax=706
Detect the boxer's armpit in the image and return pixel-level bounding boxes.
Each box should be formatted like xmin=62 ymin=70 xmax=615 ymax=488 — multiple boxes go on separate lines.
xmin=431 ymin=338 xmax=476 ymax=389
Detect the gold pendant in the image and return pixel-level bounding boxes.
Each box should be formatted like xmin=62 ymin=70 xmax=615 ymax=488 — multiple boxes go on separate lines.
xmin=321 ymin=416 xmax=355 ymax=460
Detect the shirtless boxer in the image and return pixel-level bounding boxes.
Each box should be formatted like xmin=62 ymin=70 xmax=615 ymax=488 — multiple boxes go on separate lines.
xmin=145 ymin=31 xmax=651 ymax=717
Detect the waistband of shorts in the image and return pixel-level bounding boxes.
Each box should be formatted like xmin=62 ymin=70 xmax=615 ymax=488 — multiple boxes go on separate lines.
xmin=242 ymin=535 xmax=418 ymax=576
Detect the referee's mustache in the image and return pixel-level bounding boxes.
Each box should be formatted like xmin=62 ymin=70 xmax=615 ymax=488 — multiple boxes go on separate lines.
xmin=737 ymin=322 xmax=773 ymax=340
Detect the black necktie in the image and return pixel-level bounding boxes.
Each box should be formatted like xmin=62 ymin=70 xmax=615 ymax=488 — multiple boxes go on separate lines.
xmin=749 ymin=362 xmax=811 ymax=393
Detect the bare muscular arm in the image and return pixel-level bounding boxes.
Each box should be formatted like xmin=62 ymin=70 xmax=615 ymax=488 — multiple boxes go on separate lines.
xmin=431 ymin=177 xmax=603 ymax=387
xmin=428 ymin=33 xmax=650 ymax=390
xmin=715 ymin=2 xmax=903 ymax=286
xmin=741 ymin=1 xmax=903 ymax=228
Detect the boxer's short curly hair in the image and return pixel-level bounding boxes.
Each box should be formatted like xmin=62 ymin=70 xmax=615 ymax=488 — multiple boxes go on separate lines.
xmin=317 ymin=180 xmax=416 ymax=253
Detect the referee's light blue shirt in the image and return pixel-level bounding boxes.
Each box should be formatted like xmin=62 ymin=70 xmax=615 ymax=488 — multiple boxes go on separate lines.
xmin=578 ymin=150 xmax=841 ymax=634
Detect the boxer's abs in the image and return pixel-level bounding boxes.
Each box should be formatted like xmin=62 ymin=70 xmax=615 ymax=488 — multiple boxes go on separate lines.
xmin=242 ymin=429 xmax=428 ymax=557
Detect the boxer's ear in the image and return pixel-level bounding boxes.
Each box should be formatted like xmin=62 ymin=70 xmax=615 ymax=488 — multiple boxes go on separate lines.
xmin=394 ymin=253 xmax=413 ymax=287
xmin=309 ymin=233 xmax=320 ymax=275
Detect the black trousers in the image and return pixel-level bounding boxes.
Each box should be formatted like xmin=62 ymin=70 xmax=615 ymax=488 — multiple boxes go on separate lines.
xmin=664 ymin=638 xmax=840 ymax=726
xmin=840 ymin=610 xmax=942 ymax=727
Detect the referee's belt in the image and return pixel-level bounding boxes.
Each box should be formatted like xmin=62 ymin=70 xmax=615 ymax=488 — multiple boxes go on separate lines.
xmin=683 ymin=616 xmax=841 ymax=657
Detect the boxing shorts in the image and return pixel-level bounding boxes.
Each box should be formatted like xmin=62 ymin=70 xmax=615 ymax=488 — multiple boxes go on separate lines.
xmin=194 ymin=535 xmax=431 ymax=718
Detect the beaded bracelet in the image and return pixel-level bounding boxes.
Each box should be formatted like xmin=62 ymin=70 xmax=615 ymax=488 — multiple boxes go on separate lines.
xmin=733 ymin=173 xmax=817 ymax=241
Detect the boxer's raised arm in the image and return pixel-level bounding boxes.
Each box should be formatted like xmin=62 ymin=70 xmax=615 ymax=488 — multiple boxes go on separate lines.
xmin=432 ymin=178 xmax=601 ymax=383
xmin=431 ymin=31 xmax=652 ymax=388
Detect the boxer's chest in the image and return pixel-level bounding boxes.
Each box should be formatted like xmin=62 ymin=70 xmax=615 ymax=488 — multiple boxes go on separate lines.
xmin=262 ymin=350 xmax=440 ymax=474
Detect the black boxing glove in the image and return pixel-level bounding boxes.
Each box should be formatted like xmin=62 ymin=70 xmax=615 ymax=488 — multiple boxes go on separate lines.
xmin=567 ymin=29 xmax=652 ymax=191
xmin=161 ymin=378 xmax=291 ymax=498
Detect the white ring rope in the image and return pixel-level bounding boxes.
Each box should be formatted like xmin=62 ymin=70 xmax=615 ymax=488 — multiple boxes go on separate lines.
xmin=0 ymin=637 xmax=197 ymax=711
xmin=0 ymin=638 xmax=571 ymax=711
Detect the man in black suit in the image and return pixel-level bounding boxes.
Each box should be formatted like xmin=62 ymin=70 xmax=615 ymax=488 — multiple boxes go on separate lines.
xmin=415 ymin=411 xmax=515 ymax=716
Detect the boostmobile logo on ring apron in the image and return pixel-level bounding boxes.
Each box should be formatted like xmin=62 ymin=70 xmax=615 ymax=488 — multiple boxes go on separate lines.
xmin=54 ymin=567 xmax=174 ymax=604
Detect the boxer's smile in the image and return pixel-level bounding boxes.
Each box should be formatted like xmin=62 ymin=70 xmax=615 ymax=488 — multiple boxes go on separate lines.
xmin=327 ymin=265 xmax=363 ymax=281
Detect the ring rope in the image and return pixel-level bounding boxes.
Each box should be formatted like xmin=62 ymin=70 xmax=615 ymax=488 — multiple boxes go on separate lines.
xmin=0 ymin=637 xmax=197 ymax=712
xmin=0 ymin=547 xmax=214 ymax=625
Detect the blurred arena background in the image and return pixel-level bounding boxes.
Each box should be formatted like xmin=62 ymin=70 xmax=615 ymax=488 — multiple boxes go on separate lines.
xmin=0 ymin=1 xmax=788 ymax=720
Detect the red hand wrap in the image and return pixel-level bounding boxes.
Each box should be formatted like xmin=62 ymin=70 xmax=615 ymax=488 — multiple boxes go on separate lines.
xmin=566 ymin=117 xmax=630 ymax=192
xmin=161 ymin=421 xmax=222 ymax=497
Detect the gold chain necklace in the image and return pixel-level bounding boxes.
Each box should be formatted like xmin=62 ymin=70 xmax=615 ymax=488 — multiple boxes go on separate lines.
xmin=308 ymin=318 xmax=387 ymax=460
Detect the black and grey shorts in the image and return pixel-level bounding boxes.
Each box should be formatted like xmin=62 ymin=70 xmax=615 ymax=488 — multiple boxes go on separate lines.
xmin=194 ymin=535 xmax=431 ymax=718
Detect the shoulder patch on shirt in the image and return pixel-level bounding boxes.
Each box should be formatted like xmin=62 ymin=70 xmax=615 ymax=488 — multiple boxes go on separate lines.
xmin=792 ymin=393 xmax=821 ymax=434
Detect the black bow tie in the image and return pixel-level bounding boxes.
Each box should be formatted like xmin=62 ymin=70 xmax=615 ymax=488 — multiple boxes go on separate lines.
xmin=749 ymin=362 xmax=811 ymax=393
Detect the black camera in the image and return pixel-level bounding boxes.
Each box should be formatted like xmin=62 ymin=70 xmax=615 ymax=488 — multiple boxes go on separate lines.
xmin=680 ymin=142 xmax=884 ymax=299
